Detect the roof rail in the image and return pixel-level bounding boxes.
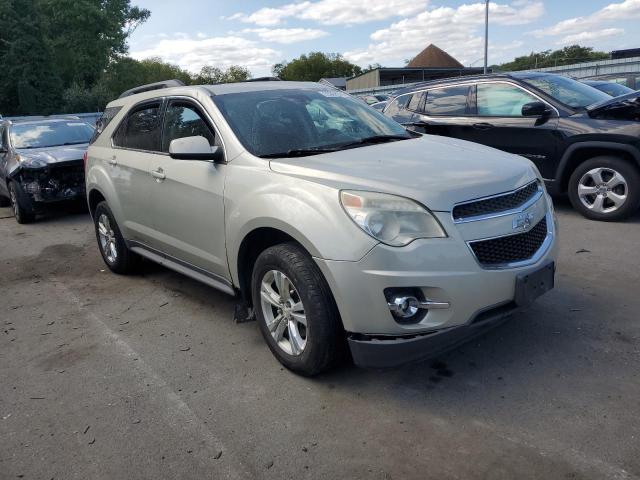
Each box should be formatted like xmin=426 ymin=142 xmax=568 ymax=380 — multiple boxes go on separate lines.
xmin=241 ymin=77 xmax=282 ymax=82
xmin=118 ymin=79 xmax=186 ymax=99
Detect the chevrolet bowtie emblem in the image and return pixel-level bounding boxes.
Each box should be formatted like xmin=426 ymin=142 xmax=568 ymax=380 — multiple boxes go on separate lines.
xmin=513 ymin=212 xmax=535 ymax=231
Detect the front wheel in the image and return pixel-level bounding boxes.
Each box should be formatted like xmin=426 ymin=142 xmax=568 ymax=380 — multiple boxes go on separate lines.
xmin=568 ymin=156 xmax=640 ymax=221
xmin=8 ymin=182 xmax=35 ymax=224
xmin=251 ymin=243 xmax=342 ymax=376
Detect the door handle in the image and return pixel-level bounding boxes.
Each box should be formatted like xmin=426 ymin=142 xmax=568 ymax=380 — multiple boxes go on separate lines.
xmin=472 ymin=122 xmax=494 ymax=130
xmin=108 ymin=156 xmax=117 ymax=166
xmin=151 ymin=168 xmax=166 ymax=180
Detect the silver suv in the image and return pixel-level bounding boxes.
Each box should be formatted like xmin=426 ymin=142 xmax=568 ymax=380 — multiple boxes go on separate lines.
xmin=86 ymin=80 xmax=557 ymax=375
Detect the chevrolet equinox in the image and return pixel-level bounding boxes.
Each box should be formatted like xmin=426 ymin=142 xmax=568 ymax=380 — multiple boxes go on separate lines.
xmin=86 ymin=80 xmax=557 ymax=375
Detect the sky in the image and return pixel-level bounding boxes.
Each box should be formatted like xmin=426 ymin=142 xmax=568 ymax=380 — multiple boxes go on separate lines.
xmin=128 ymin=0 xmax=640 ymax=77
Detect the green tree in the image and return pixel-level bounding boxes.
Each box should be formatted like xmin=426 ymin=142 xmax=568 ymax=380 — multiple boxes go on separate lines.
xmin=273 ymin=52 xmax=362 ymax=81
xmin=192 ymin=65 xmax=251 ymax=84
xmin=0 ymin=0 xmax=63 ymax=115
xmin=495 ymin=45 xmax=610 ymax=72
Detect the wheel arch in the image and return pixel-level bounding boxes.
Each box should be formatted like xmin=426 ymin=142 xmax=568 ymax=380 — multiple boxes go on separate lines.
xmin=234 ymin=225 xmax=313 ymax=306
xmin=556 ymin=142 xmax=640 ymax=193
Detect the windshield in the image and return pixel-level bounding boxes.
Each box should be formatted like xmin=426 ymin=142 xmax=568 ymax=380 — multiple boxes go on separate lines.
xmin=521 ymin=75 xmax=610 ymax=109
xmin=590 ymin=82 xmax=635 ymax=97
xmin=213 ymin=88 xmax=410 ymax=157
xmin=10 ymin=121 xmax=94 ymax=149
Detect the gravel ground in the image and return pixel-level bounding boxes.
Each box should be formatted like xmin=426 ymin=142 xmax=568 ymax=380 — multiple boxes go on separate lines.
xmin=1 ymin=200 xmax=639 ymax=480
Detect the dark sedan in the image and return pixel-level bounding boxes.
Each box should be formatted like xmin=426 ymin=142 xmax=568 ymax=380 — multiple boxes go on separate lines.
xmin=0 ymin=118 xmax=93 ymax=223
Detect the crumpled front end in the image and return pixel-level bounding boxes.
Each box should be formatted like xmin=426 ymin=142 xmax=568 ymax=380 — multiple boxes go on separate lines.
xmin=12 ymin=160 xmax=86 ymax=205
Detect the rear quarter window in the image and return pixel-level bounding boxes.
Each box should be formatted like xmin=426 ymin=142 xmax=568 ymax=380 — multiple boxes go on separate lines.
xmin=425 ymin=86 xmax=472 ymax=115
xmin=384 ymin=94 xmax=412 ymax=116
xmin=90 ymin=106 xmax=122 ymax=145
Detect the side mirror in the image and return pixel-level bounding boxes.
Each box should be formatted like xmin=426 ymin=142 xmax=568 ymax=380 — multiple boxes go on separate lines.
xmin=522 ymin=101 xmax=551 ymax=117
xmin=169 ymin=136 xmax=223 ymax=162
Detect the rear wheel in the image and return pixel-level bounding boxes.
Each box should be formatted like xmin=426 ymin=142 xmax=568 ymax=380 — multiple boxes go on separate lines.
xmin=568 ymin=156 xmax=640 ymax=221
xmin=94 ymin=201 xmax=140 ymax=274
xmin=8 ymin=182 xmax=35 ymax=224
xmin=251 ymin=243 xmax=342 ymax=376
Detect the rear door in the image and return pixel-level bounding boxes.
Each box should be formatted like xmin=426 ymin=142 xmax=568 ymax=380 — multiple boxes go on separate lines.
xmin=110 ymin=100 xmax=163 ymax=245
xmin=148 ymin=97 xmax=229 ymax=280
xmin=406 ymin=84 xmax=479 ymax=139
xmin=461 ymin=82 xmax=561 ymax=173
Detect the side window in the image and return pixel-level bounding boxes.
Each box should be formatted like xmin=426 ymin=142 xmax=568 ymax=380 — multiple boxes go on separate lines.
xmin=113 ymin=102 xmax=162 ymax=151
xmin=384 ymin=94 xmax=412 ymax=116
xmin=424 ymin=86 xmax=471 ymax=115
xmin=476 ymin=83 xmax=539 ymax=117
xmin=162 ymin=101 xmax=215 ymax=153
xmin=407 ymin=91 xmax=426 ymax=112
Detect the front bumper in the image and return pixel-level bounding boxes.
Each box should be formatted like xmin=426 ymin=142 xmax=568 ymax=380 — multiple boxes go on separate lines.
xmin=14 ymin=160 xmax=86 ymax=206
xmin=314 ymin=207 xmax=558 ymax=368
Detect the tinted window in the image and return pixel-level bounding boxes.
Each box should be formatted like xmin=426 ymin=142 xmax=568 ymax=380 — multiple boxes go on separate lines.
xmin=522 ymin=75 xmax=609 ymax=108
xmin=114 ymin=102 xmax=162 ymax=151
xmin=407 ymin=91 xmax=426 ymax=112
xmin=162 ymin=102 xmax=215 ymax=152
xmin=425 ymin=86 xmax=470 ymax=115
xmin=477 ymin=83 xmax=539 ymax=116
xmin=593 ymin=82 xmax=634 ymax=97
xmin=90 ymin=106 xmax=122 ymax=145
xmin=10 ymin=121 xmax=94 ymax=149
xmin=213 ymin=88 xmax=409 ymax=157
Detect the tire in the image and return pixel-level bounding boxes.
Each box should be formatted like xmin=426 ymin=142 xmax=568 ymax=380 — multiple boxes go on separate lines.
xmin=93 ymin=201 xmax=140 ymax=274
xmin=251 ymin=242 xmax=342 ymax=376
xmin=8 ymin=181 xmax=36 ymax=224
xmin=568 ymin=156 xmax=640 ymax=221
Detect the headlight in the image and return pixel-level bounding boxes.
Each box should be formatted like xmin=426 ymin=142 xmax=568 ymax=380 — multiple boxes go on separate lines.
xmin=340 ymin=190 xmax=447 ymax=246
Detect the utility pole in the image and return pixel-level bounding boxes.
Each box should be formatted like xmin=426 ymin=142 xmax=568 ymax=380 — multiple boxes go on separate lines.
xmin=484 ymin=0 xmax=489 ymax=74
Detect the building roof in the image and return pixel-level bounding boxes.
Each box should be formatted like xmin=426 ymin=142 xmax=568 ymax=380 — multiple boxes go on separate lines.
xmin=407 ymin=44 xmax=464 ymax=68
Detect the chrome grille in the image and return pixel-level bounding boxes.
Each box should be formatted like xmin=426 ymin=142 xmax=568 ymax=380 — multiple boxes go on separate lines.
xmin=469 ymin=216 xmax=548 ymax=267
xmin=453 ymin=181 xmax=540 ymax=221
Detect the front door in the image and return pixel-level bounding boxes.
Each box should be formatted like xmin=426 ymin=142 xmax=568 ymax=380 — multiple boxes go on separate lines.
xmin=148 ymin=98 xmax=229 ymax=281
xmin=459 ymin=82 xmax=561 ymax=174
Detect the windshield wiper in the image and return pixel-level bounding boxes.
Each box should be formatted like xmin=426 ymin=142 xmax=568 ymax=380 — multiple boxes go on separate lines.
xmin=259 ymin=148 xmax=338 ymax=158
xmin=333 ymin=134 xmax=411 ymax=150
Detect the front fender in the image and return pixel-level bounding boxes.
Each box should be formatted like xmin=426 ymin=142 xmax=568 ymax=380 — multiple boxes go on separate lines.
xmin=224 ymin=159 xmax=377 ymax=286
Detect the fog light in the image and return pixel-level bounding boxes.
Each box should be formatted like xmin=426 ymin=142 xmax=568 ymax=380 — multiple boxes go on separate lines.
xmin=385 ymin=287 xmax=450 ymax=325
xmin=389 ymin=295 xmax=420 ymax=319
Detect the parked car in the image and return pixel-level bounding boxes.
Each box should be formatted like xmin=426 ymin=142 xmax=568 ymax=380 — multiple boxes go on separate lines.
xmin=583 ymin=73 xmax=640 ymax=91
xmin=0 ymin=118 xmax=94 ymax=223
xmin=581 ymin=79 xmax=635 ymax=97
xmin=86 ymin=80 xmax=557 ymax=375
xmin=385 ymin=72 xmax=640 ymax=221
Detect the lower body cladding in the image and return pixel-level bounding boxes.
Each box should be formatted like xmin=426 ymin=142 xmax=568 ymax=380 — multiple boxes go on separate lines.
xmin=314 ymin=211 xmax=557 ymax=368
xmin=12 ymin=160 xmax=86 ymax=211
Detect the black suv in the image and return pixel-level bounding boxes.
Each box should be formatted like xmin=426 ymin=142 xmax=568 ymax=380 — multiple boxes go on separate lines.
xmin=385 ymin=72 xmax=640 ymax=221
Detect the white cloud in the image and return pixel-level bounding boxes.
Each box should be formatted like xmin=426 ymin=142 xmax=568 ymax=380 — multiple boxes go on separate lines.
xmin=532 ymin=0 xmax=640 ymax=38
xmin=242 ymin=27 xmax=329 ymax=44
xmin=344 ymin=1 xmax=543 ymax=67
xmin=559 ymin=28 xmax=624 ymax=45
xmin=231 ymin=0 xmax=429 ymax=26
xmin=131 ymin=35 xmax=281 ymax=77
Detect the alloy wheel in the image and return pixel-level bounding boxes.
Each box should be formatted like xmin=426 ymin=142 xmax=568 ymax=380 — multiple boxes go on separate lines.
xmin=97 ymin=213 xmax=118 ymax=264
xmin=578 ymin=167 xmax=628 ymax=214
xmin=259 ymin=270 xmax=307 ymax=356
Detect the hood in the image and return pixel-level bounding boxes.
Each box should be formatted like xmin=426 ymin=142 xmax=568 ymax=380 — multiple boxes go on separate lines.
xmin=587 ymin=91 xmax=640 ymax=120
xmin=269 ymin=136 xmax=538 ymax=212
xmin=16 ymin=143 xmax=88 ymax=167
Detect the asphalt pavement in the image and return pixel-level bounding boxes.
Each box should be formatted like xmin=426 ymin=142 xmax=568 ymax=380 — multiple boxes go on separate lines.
xmin=1 ymin=200 xmax=639 ymax=480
